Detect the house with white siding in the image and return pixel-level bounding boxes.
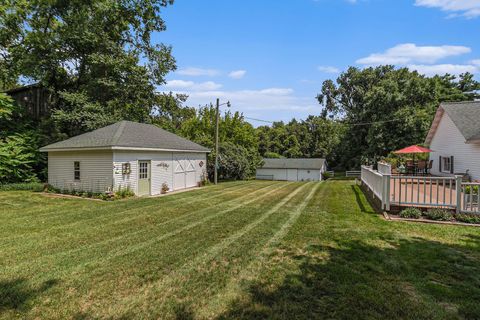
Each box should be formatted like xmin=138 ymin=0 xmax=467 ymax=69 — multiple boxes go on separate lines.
xmin=425 ymin=101 xmax=480 ymax=181
xmin=256 ymin=158 xmax=326 ymax=181
xmin=40 ymin=121 xmax=209 ymax=196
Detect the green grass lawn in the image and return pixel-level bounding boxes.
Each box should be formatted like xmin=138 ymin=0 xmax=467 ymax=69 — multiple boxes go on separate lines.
xmin=1 ymin=180 xmax=480 ymax=319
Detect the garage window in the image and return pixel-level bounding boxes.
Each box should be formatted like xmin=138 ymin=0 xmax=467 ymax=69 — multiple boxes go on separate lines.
xmin=74 ymin=161 xmax=80 ymax=181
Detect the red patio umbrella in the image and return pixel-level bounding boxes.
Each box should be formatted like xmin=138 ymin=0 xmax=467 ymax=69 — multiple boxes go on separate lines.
xmin=394 ymin=145 xmax=433 ymax=154
xmin=394 ymin=145 xmax=433 ymax=174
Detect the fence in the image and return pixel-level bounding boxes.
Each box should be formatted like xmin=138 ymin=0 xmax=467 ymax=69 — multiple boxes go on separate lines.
xmin=377 ymin=162 xmax=391 ymax=175
xmin=360 ymin=165 xmax=480 ymax=214
xmin=346 ymin=170 xmax=361 ymax=177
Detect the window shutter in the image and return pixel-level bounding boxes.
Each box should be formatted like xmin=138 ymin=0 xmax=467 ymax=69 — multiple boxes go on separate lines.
xmin=450 ymin=156 xmax=454 ymax=174
xmin=439 ymin=156 xmax=442 ymax=172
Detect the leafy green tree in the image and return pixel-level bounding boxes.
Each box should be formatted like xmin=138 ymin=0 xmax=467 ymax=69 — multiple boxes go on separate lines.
xmin=180 ymin=104 xmax=262 ymax=180
xmin=1 ymin=0 xmax=176 ymax=136
xmin=317 ymin=66 xmax=480 ymax=169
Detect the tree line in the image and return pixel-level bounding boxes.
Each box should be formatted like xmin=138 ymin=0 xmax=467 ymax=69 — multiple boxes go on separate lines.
xmin=1 ymin=1 xmax=479 ymax=183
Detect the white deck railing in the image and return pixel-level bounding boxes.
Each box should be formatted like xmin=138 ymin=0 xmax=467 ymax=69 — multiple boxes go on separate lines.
xmin=377 ymin=162 xmax=391 ymax=175
xmin=361 ymin=166 xmax=385 ymax=202
xmin=390 ymin=176 xmax=457 ymax=209
xmin=360 ymin=165 xmax=480 ymax=213
xmin=461 ymin=182 xmax=480 ymax=213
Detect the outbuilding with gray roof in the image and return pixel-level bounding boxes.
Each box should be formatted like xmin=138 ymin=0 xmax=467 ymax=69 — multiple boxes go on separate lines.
xmin=40 ymin=121 xmax=209 ymax=195
xmin=256 ymin=158 xmax=327 ymax=181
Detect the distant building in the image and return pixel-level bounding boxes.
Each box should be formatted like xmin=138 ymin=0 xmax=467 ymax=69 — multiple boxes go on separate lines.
xmin=256 ymin=158 xmax=327 ymax=181
xmin=5 ymin=84 xmax=50 ymax=119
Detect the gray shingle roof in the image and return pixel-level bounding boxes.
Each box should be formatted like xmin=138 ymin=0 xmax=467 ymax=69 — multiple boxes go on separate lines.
xmin=260 ymin=158 xmax=326 ymax=170
xmin=40 ymin=121 xmax=209 ymax=152
xmin=441 ymin=101 xmax=480 ymax=141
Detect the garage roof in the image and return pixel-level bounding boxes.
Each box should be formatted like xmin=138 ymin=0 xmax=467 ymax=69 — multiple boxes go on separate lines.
xmin=40 ymin=121 xmax=209 ymax=152
xmin=261 ymin=158 xmax=326 ymax=170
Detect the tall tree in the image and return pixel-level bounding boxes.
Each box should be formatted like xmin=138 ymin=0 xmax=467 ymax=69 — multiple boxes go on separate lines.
xmin=317 ymin=66 xmax=480 ymax=168
xmin=0 ymin=0 xmax=176 ymax=137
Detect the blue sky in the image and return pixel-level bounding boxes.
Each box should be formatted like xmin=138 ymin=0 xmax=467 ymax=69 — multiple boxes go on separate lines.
xmin=156 ymin=0 xmax=480 ymax=125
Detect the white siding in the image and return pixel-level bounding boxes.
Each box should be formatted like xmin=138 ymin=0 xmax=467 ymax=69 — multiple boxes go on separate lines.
xmin=429 ymin=113 xmax=480 ymax=180
xmin=256 ymin=168 xmax=322 ymax=181
xmin=113 ymin=151 xmax=207 ymax=195
xmin=48 ymin=151 xmax=113 ymax=193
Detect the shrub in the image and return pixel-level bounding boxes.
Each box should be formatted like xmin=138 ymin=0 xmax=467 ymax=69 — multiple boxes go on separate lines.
xmin=161 ymin=182 xmax=169 ymax=194
xmin=423 ymin=208 xmax=453 ymax=221
xmin=0 ymin=182 xmax=44 ymax=192
xmin=399 ymin=208 xmax=422 ymax=219
xmin=322 ymin=172 xmax=332 ymax=180
xmin=464 ymin=185 xmax=479 ymax=195
xmin=454 ymin=213 xmax=480 ymax=224
xmin=115 ymin=187 xmax=135 ymax=199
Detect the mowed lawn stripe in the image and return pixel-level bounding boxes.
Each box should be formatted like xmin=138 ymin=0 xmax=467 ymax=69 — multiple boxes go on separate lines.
xmin=0 ymin=181 xmax=262 ymax=247
xmin=110 ymin=182 xmax=313 ymax=313
xmin=2 ymin=182 xmax=288 ymax=276
xmin=197 ymin=181 xmax=325 ymax=317
xmin=0 ymin=180 xmax=252 ymax=225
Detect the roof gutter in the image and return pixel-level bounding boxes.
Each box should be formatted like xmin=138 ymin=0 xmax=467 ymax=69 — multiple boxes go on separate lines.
xmin=40 ymin=146 xmax=210 ymax=153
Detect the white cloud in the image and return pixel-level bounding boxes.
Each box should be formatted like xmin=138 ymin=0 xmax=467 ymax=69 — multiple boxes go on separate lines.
xmin=228 ymin=70 xmax=247 ymax=79
xmin=357 ymin=43 xmax=471 ymax=65
xmin=317 ymin=66 xmax=340 ymax=73
xmin=415 ymin=0 xmax=480 ymax=18
xmin=164 ymin=80 xmax=195 ymax=89
xmin=408 ymin=64 xmax=479 ymax=76
xmin=165 ymin=80 xmax=222 ymax=91
xmin=177 ymin=67 xmax=220 ymax=77
xmin=471 ymin=59 xmax=480 ymax=66
xmin=165 ymin=87 xmax=315 ymax=116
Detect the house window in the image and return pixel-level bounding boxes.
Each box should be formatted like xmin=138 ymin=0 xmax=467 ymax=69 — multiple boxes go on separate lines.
xmin=74 ymin=161 xmax=80 ymax=181
xmin=139 ymin=162 xmax=148 ymax=179
xmin=442 ymin=157 xmax=451 ymax=173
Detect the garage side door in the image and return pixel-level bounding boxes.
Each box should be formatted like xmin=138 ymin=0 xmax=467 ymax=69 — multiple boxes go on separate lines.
xmin=286 ymin=169 xmax=298 ymax=181
xmin=185 ymin=156 xmax=196 ymax=188
xmin=173 ymin=156 xmax=186 ymax=190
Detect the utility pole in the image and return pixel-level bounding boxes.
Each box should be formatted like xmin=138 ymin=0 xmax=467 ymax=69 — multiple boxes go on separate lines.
xmin=214 ymin=98 xmax=220 ymax=185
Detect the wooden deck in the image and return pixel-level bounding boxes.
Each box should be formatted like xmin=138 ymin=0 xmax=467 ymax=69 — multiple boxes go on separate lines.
xmin=390 ymin=177 xmax=457 ymax=208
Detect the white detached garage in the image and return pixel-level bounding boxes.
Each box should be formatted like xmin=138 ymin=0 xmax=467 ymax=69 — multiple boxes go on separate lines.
xmin=40 ymin=121 xmax=209 ymax=196
xmin=256 ymin=158 xmax=327 ymax=181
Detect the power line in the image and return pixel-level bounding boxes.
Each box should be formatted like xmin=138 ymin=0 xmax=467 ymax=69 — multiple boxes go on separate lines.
xmin=243 ymin=115 xmax=406 ymax=126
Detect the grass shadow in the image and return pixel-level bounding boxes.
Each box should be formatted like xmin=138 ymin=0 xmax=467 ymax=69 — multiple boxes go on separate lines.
xmin=350 ymin=184 xmax=376 ymax=214
xmin=216 ymin=236 xmax=480 ymax=319
xmin=0 ymin=278 xmax=58 ymax=312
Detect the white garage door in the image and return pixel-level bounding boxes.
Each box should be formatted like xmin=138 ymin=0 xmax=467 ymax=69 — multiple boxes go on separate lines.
xmin=286 ymin=169 xmax=298 ymax=181
xmin=173 ymin=154 xmax=197 ymax=190
xmin=185 ymin=157 xmax=197 ymax=188
xmin=173 ymin=156 xmax=186 ymax=190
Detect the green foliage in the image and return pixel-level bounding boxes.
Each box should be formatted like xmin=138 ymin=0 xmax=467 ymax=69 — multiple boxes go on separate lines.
xmin=257 ymin=116 xmax=345 ymax=166
xmin=423 ymin=208 xmax=453 ymax=221
xmin=263 ymin=151 xmax=283 ymax=159
xmin=1 ymin=0 xmax=176 ymax=137
xmin=115 ymin=187 xmax=135 ymax=199
xmin=322 ymin=172 xmax=332 ymax=180
xmin=399 ymin=208 xmax=422 ymax=219
xmin=0 ymin=182 xmax=44 ymax=192
xmin=317 ymin=66 xmax=480 ymax=169
xmin=454 ymin=213 xmax=480 ymax=224
xmin=464 ymin=185 xmax=479 ymax=195
xmin=0 ymin=93 xmax=15 ymax=121
xmin=180 ymin=105 xmax=262 ymax=180
xmin=0 ymin=132 xmax=42 ymax=183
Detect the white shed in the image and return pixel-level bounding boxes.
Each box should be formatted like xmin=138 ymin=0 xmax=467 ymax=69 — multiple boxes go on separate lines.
xmin=40 ymin=121 xmax=209 ymax=196
xmin=256 ymin=158 xmax=326 ymax=181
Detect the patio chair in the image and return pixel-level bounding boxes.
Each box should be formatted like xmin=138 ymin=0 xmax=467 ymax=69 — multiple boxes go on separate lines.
xmin=416 ymin=161 xmax=426 ymax=175
xmin=425 ymin=160 xmax=433 ymax=175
